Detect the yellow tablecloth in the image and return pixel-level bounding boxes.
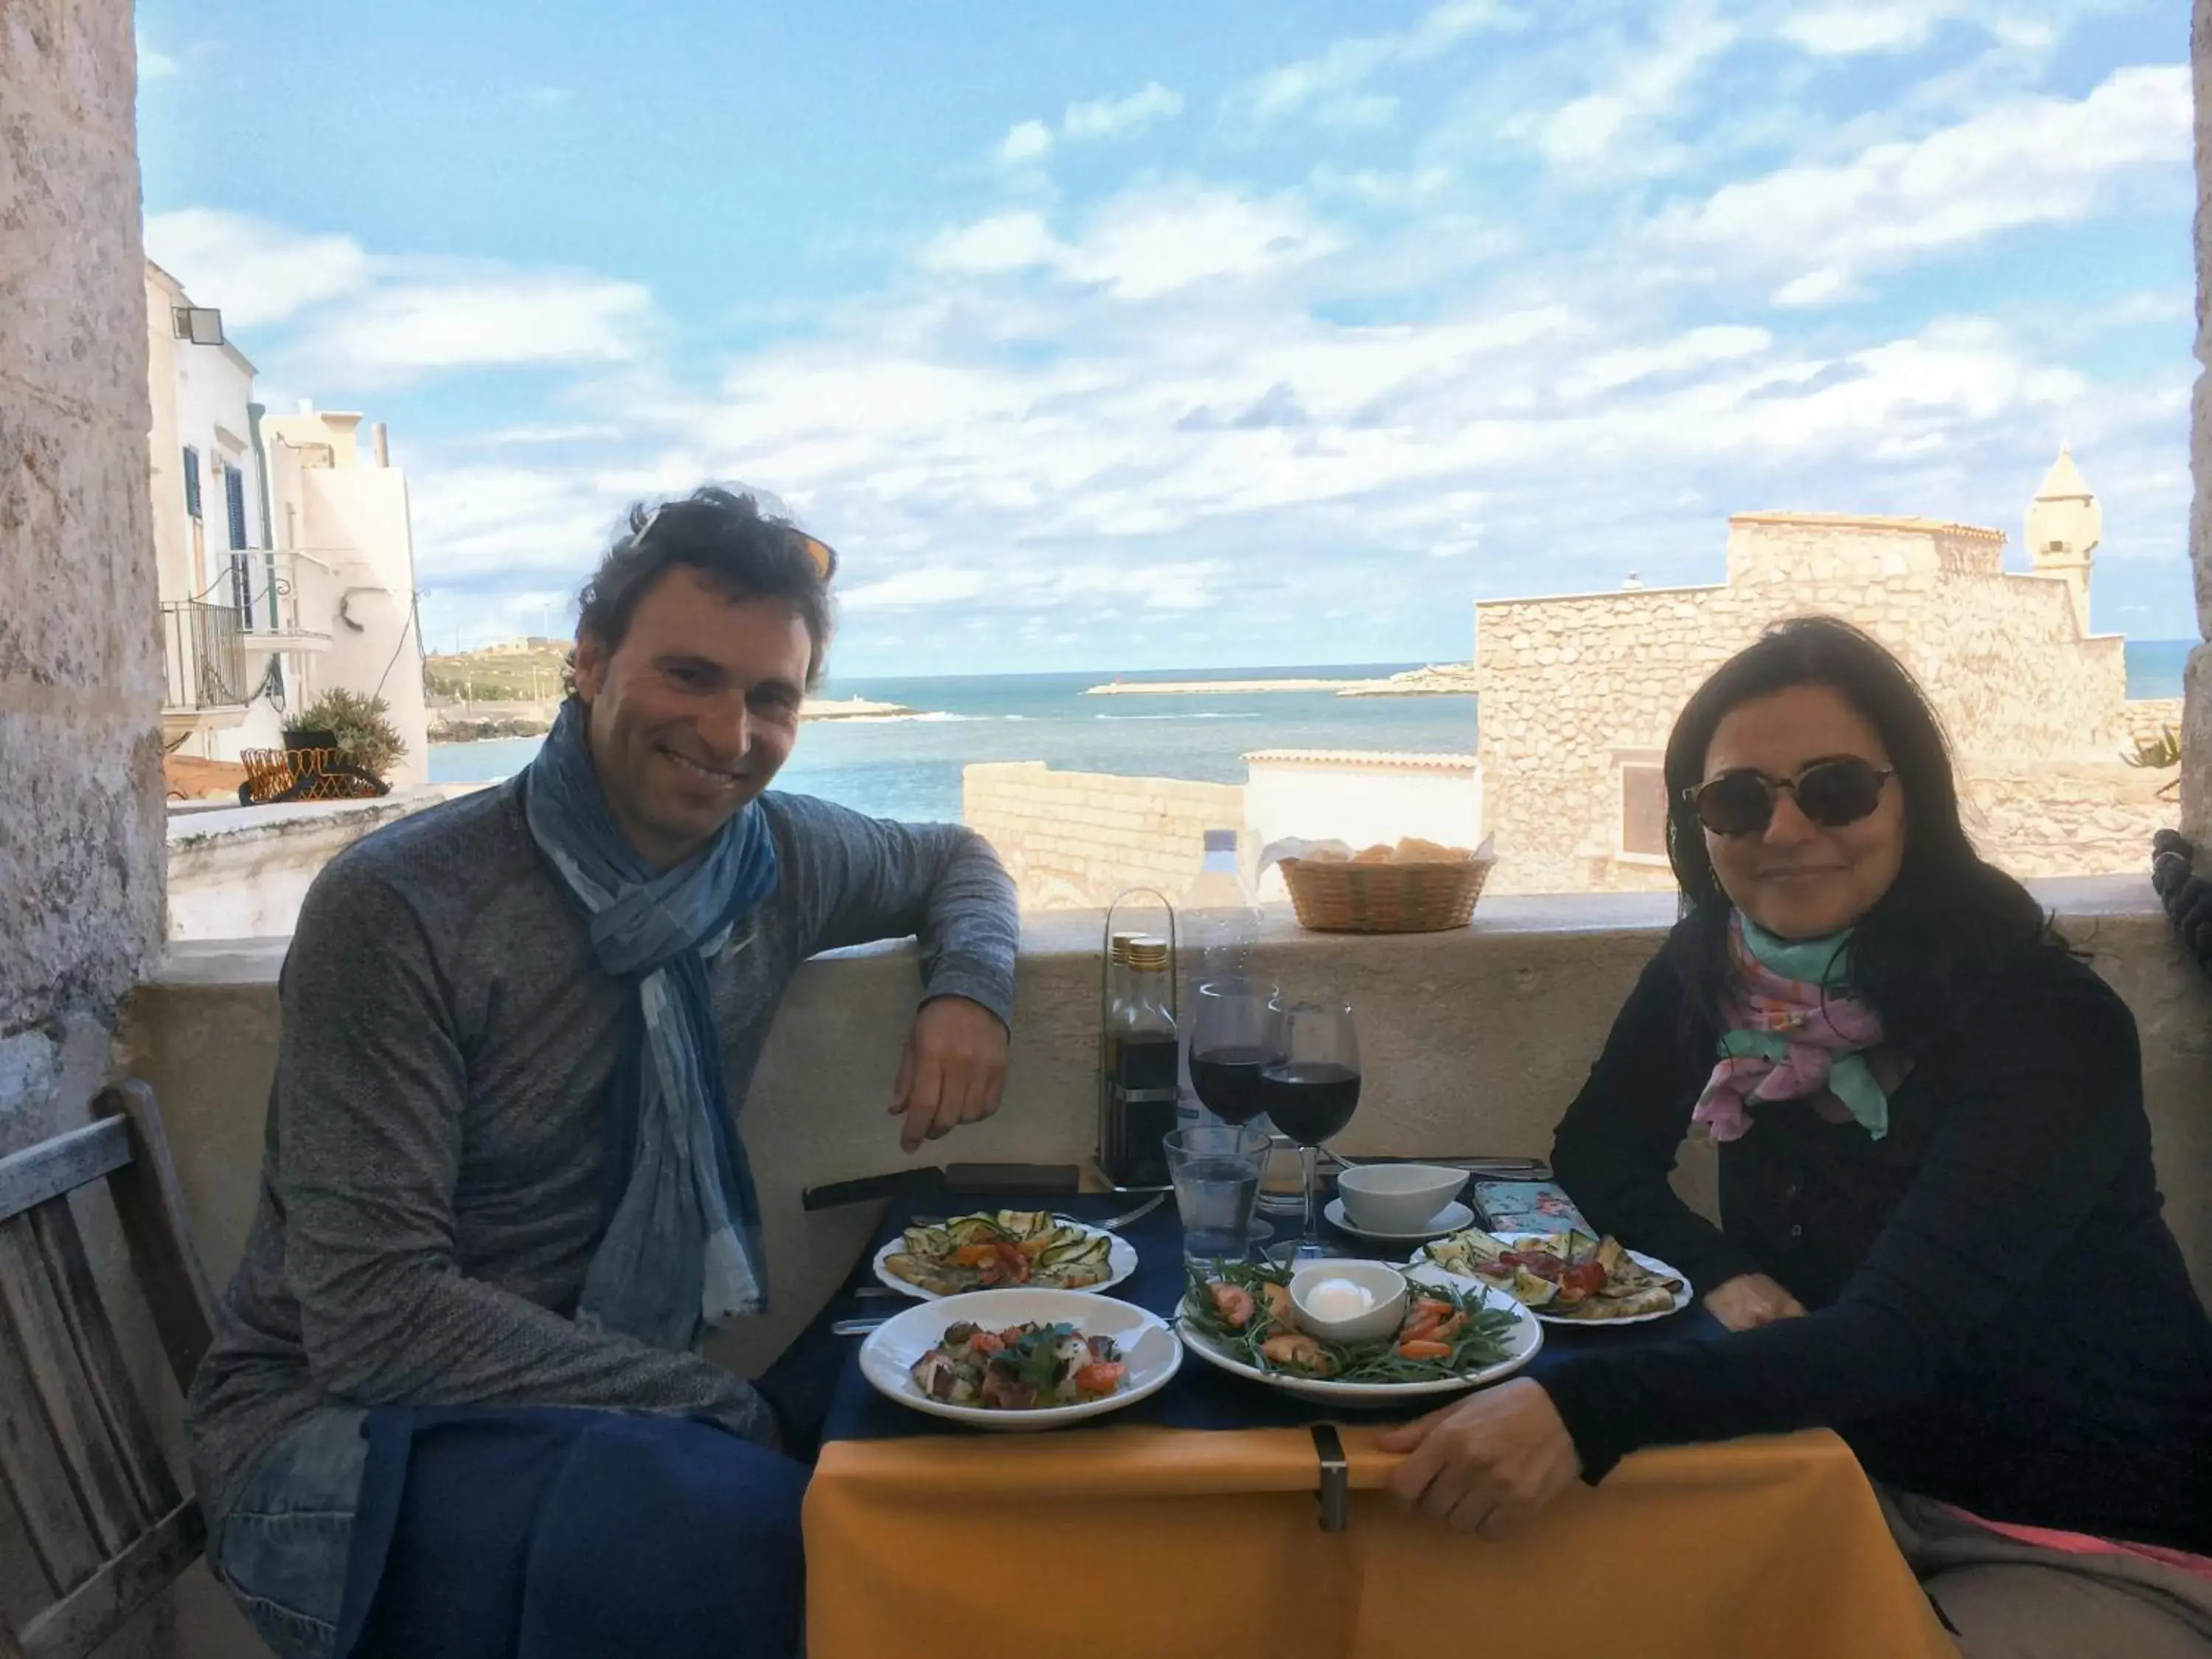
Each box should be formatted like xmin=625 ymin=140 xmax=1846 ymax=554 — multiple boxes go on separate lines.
xmin=804 ymin=1425 xmax=1958 ymax=1659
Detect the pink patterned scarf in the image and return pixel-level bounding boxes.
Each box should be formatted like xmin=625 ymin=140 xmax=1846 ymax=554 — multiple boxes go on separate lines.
xmin=1692 ymin=913 xmax=1888 ymax=1144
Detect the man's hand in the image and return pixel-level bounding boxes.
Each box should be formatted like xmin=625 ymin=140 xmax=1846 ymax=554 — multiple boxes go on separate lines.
xmin=1378 ymin=1379 xmax=1582 ymax=1536
xmin=1703 ymin=1271 xmax=1806 ymax=1332
xmin=888 ymin=996 xmax=1009 ymax=1153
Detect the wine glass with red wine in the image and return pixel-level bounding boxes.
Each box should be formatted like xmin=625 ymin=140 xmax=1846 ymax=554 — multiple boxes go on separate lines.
xmin=1257 ymin=1000 xmax=1360 ymax=1262
xmin=1188 ymin=978 xmax=1284 ymax=1127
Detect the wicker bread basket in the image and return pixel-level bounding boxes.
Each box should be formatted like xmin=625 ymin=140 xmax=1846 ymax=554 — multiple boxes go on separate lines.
xmin=1279 ymin=854 xmax=1493 ymax=933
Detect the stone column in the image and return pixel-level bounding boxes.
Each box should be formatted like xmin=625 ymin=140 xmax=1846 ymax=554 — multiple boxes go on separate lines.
xmin=2191 ymin=0 xmax=2212 ymax=851
xmin=0 ymin=0 xmax=164 ymax=1138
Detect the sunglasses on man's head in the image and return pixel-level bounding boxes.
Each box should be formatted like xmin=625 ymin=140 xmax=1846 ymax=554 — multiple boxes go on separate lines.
xmin=631 ymin=506 xmax=836 ymax=581
xmin=1683 ymin=757 xmax=1895 ymax=838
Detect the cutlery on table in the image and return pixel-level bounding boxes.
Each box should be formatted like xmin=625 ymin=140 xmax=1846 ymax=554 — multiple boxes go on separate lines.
xmin=905 ymin=1189 xmax=1168 ymax=1233
xmin=801 ymin=1162 xmax=1082 ymax=1212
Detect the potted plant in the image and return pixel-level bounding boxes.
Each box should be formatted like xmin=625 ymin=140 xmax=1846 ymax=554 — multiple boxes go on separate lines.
xmin=286 ymin=688 xmax=406 ymax=792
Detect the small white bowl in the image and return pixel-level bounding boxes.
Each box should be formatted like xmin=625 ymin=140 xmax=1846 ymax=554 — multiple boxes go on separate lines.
xmin=1335 ymin=1163 xmax=1469 ymax=1236
xmin=1289 ymin=1259 xmax=1408 ymax=1343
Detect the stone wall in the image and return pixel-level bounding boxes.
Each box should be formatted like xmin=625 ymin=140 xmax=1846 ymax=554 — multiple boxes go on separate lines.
xmin=1962 ymin=763 xmax=2178 ymax=880
xmin=166 ymin=790 xmax=466 ymax=939
xmin=0 ymin=0 xmax=164 ymax=1097
xmin=2128 ymin=697 xmax=2185 ymax=745
xmin=119 ymin=879 xmax=2211 ymax=1425
xmin=962 ymin=762 xmax=1244 ymax=910
xmin=2189 ymin=0 xmax=2212 ymax=854
xmin=1476 ymin=515 xmax=2143 ymax=895
xmin=0 ymin=4 xmax=196 ymax=1652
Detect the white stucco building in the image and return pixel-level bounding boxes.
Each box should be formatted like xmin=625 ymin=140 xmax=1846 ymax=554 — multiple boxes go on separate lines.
xmin=145 ymin=263 xmax=430 ymax=788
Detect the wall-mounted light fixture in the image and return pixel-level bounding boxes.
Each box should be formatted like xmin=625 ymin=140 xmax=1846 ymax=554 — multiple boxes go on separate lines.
xmin=171 ymin=306 xmax=224 ymax=345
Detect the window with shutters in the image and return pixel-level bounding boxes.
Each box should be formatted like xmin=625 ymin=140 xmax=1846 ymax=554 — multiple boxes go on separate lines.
xmin=224 ymin=464 xmax=249 ymax=550
xmin=1618 ymin=757 xmax=1671 ymax=865
xmin=181 ymin=446 xmax=201 ymax=519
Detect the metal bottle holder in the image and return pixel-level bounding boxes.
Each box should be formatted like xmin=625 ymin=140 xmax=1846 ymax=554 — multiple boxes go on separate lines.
xmin=1096 ymin=888 xmax=1178 ymax=1194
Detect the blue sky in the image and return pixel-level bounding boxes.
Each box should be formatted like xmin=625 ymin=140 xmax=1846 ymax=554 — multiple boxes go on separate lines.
xmin=137 ymin=0 xmax=2197 ymax=675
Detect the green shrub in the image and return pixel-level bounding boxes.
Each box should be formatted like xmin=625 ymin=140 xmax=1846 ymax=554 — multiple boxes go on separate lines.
xmin=288 ymin=688 xmax=407 ymax=780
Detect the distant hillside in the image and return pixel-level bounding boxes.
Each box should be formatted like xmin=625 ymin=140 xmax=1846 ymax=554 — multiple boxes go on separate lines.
xmin=425 ymin=645 xmax=569 ymax=703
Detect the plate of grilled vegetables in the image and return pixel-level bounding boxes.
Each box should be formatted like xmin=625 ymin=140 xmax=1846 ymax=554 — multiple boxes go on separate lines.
xmin=1413 ymin=1228 xmax=1690 ymax=1325
xmin=874 ymin=1209 xmax=1137 ymax=1300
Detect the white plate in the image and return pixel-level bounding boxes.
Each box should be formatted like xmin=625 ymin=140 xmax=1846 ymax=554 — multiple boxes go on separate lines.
xmin=1175 ymin=1273 xmax=1543 ymax=1405
xmin=872 ymin=1221 xmax=1138 ymax=1301
xmin=859 ymin=1289 xmax=1180 ymax=1430
xmin=1324 ymin=1197 xmax=1477 ymax=1243
xmin=1408 ymin=1237 xmax=1694 ymax=1327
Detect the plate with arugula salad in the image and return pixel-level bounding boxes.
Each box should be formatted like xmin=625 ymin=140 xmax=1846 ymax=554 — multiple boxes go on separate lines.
xmin=858 ymin=1288 xmax=1180 ymax=1430
xmin=1175 ymin=1259 xmax=1542 ymax=1405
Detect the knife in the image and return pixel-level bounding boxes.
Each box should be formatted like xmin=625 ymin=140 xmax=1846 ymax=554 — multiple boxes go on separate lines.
xmin=801 ymin=1161 xmax=1082 ymax=1212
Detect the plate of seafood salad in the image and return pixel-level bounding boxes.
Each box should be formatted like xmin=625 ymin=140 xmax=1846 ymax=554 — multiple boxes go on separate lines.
xmin=859 ymin=1289 xmax=1181 ymax=1429
xmin=874 ymin=1210 xmax=1136 ymax=1300
xmin=1175 ymin=1259 xmax=1542 ymax=1405
xmin=1417 ymin=1229 xmax=1690 ymax=1324
xmin=910 ymin=1321 xmax=1127 ymax=1410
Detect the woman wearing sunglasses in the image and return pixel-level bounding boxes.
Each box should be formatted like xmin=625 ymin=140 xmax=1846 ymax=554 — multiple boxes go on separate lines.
xmin=1380 ymin=617 xmax=2212 ymax=1655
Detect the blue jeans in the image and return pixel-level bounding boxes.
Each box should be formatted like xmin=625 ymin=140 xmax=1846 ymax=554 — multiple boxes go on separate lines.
xmin=212 ymin=1405 xmax=808 ymax=1659
xmin=212 ymin=1409 xmax=369 ymax=1659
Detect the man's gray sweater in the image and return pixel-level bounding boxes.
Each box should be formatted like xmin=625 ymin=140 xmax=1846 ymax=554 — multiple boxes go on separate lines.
xmin=185 ymin=779 xmax=1017 ymax=1539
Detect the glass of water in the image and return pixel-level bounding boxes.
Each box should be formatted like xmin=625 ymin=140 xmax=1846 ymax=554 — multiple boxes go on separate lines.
xmin=1164 ymin=1121 xmax=1273 ymax=1265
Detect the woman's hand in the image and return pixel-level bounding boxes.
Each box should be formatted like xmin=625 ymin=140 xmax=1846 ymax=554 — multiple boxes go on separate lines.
xmin=1703 ymin=1272 xmax=1806 ymax=1331
xmin=1377 ymin=1378 xmax=1582 ymax=1536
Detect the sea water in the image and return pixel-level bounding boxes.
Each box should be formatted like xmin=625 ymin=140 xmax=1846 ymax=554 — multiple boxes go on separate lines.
xmin=428 ymin=647 xmax=2188 ymax=821
xmin=429 ymin=662 xmax=1477 ymax=816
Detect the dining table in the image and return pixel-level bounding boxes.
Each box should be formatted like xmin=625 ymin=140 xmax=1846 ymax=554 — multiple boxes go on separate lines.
xmin=793 ymin=1187 xmax=1960 ymax=1659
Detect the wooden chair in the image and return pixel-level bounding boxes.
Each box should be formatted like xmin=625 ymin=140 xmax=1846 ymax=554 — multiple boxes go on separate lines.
xmin=0 ymin=1081 xmax=217 ymax=1659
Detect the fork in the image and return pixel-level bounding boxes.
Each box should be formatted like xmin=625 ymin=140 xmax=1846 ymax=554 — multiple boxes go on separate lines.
xmin=907 ymin=1190 xmax=1169 ymax=1234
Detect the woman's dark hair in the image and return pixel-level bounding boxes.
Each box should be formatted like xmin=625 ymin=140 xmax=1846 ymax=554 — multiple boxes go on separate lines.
xmin=1664 ymin=615 xmax=2053 ymax=1051
xmin=569 ymin=486 xmax=838 ymax=689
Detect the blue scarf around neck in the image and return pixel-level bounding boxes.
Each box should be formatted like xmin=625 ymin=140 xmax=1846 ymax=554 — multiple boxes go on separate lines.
xmin=521 ymin=698 xmax=779 ymax=1350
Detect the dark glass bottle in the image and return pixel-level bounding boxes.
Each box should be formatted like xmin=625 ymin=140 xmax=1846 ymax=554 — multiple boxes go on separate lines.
xmin=1102 ymin=937 xmax=1178 ymax=1187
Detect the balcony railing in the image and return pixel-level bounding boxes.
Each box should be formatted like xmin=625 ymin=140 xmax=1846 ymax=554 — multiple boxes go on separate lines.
xmin=226 ymin=549 xmax=334 ymax=650
xmin=159 ymin=599 xmax=248 ymax=712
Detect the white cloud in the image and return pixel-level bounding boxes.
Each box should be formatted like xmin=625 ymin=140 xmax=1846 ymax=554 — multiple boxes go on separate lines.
xmin=921 ymin=212 xmax=1068 ymax=276
xmin=1534 ymin=7 xmax=1738 ymax=170
xmin=1234 ymin=0 xmax=1517 ymax=126
xmin=470 ymin=422 xmax=630 ymax=446
xmin=995 ymin=119 xmax=1053 ymax=167
xmin=301 ymin=272 xmax=653 ymax=379
xmin=145 ymin=209 xmax=372 ymax=325
xmin=1063 ymin=82 xmax=1185 ymax=141
xmin=1778 ymin=2 xmax=1963 ymax=55
xmin=839 ymin=568 xmax=995 ymax=610
xmin=1775 ymin=1 xmax=2088 ymax=56
xmin=137 ymin=35 xmax=178 ymax=79
xmin=1062 ymin=184 xmax=1341 ymax=299
xmin=1660 ymin=64 xmax=2191 ymax=299
xmin=922 ymin=184 xmax=1338 ymax=300
xmin=145 ymin=209 xmax=657 ymax=383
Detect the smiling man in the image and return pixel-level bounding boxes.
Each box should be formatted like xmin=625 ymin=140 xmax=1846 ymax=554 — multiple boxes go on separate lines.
xmin=186 ymin=488 xmax=1018 ymax=1659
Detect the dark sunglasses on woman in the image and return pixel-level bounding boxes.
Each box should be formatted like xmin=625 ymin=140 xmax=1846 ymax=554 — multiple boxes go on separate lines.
xmin=1684 ymin=757 xmax=1895 ymax=838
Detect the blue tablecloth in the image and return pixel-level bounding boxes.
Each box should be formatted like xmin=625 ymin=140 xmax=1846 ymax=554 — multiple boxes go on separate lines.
xmin=783 ymin=1188 xmax=1722 ymax=1446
